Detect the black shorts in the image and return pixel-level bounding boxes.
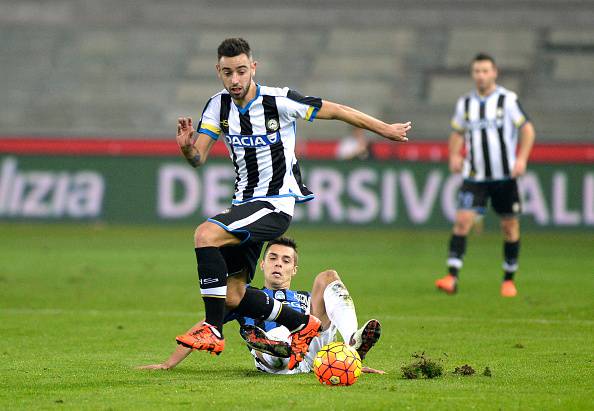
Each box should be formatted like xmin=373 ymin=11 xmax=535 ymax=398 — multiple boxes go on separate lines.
xmin=457 ymin=179 xmax=522 ymax=216
xmin=208 ymin=201 xmax=292 ymax=281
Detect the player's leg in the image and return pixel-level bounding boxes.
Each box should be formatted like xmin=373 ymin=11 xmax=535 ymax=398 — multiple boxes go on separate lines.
xmin=310 ymin=270 xmax=355 ymax=339
xmin=224 ymin=218 xmax=316 ymax=337
xmin=493 ymin=179 xmax=522 ymax=297
xmin=310 ymin=270 xmax=380 ymax=360
xmin=175 ymin=221 xmax=239 ymax=354
xmin=194 ymin=221 xmax=241 ymax=334
xmin=436 ymin=181 xmax=485 ymax=294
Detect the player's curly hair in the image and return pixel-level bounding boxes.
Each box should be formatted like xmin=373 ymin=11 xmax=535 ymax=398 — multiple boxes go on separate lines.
xmin=264 ymin=236 xmax=298 ymax=265
xmin=217 ymin=38 xmax=252 ymax=60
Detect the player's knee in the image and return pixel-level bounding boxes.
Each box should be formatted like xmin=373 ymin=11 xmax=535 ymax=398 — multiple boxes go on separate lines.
xmin=453 ymin=217 xmax=473 ymax=235
xmin=194 ymin=223 xmax=218 ymax=247
xmin=315 ymin=269 xmax=340 ymax=287
xmin=501 ymin=219 xmax=519 ymax=241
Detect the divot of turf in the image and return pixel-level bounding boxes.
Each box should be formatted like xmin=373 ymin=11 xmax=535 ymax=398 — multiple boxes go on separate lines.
xmin=453 ymin=364 xmax=476 ymax=376
xmin=401 ymin=352 xmax=443 ymax=379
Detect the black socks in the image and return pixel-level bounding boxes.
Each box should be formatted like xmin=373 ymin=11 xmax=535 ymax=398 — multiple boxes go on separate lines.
xmin=235 ymin=288 xmax=308 ymax=332
xmin=503 ymin=240 xmax=520 ymax=281
xmin=447 ymin=234 xmax=467 ymax=277
xmin=196 ymin=247 xmax=228 ymax=336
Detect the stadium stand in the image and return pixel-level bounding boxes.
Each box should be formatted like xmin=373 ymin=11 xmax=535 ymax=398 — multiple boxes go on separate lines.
xmin=0 ymin=0 xmax=593 ymax=140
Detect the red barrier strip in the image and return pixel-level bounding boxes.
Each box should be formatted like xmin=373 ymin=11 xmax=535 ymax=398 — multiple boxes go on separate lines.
xmin=1 ymin=137 xmax=593 ymax=163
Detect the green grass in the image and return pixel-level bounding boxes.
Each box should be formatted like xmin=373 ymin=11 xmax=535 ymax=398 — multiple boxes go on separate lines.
xmin=1 ymin=224 xmax=593 ymax=410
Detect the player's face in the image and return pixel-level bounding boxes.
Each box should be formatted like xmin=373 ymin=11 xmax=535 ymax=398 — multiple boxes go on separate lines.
xmin=216 ymin=53 xmax=257 ymax=102
xmin=261 ymin=245 xmax=298 ymax=289
xmin=471 ymin=60 xmax=498 ymax=94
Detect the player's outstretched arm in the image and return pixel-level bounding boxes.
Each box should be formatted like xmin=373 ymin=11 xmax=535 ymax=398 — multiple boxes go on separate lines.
xmin=137 ymin=319 xmax=206 ymax=370
xmin=315 ymin=100 xmax=411 ymax=142
xmin=362 ymin=366 xmax=386 ymax=374
xmin=137 ymin=345 xmax=192 ymax=370
xmin=512 ymin=121 xmax=536 ymax=178
xmin=176 ymin=117 xmax=217 ymax=168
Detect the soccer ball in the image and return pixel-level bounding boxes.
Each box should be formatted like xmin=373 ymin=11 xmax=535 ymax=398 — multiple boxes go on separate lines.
xmin=313 ymin=342 xmax=362 ymax=386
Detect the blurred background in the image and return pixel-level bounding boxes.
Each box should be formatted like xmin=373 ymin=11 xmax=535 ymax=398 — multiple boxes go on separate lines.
xmin=1 ymin=0 xmax=593 ymax=229
xmin=1 ymin=0 xmax=593 ymax=140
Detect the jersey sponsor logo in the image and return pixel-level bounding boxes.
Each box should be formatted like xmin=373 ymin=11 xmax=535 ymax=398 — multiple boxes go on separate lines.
xmin=225 ymin=133 xmax=279 ymax=147
xmin=467 ymin=118 xmax=504 ymax=131
xmin=294 ymin=292 xmax=309 ymax=307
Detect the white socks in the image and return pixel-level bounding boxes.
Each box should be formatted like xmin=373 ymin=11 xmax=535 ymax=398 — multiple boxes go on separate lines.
xmin=323 ymin=280 xmax=358 ymax=343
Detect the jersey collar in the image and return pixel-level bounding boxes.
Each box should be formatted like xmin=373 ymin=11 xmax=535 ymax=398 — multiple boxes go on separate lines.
xmin=474 ymin=85 xmax=500 ymax=102
xmin=234 ymin=83 xmax=261 ymax=115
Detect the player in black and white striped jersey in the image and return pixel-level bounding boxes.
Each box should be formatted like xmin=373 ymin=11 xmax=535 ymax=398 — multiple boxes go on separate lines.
xmin=435 ymin=53 xmax=536 ymax=297
xmin=174 ymin=37 xmax=411 ymax=369
xmin=197 ymin=86 xmax=319 ymax=213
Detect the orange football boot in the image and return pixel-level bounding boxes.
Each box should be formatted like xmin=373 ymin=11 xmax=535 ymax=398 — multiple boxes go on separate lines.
xmin=287 ymin=315 xmax=322 ymax=370
xmin=435 ymin=274 xmax=458 ymax=294
xmin=175 ymin=322 xmax=225 ymax=355
xmin=501 ymin=280 xmax=518 ymax=297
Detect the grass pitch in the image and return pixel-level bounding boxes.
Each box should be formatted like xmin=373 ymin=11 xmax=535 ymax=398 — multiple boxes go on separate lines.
xmin=1 ymin=224 xmax=593 ymax=410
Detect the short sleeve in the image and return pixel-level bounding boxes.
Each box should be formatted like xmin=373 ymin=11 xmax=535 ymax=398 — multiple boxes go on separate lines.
xmin=197 ymin=96 xmax=222 ymax=140
xmin=507 ymin=94 xmax=529 ymax=128
xmin=451 ymin=97 xmax=466 ymax=133
xmin=279 ymin=89 xmax=323 ymax=123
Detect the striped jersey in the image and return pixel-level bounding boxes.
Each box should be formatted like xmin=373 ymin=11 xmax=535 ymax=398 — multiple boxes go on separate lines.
xmin=197 ymin=84 xmax=322 ymax=214
xmin=451 ymin=86 xmax=530 ymax=181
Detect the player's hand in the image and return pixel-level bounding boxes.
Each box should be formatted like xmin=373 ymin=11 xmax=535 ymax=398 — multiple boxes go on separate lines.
xmin=362 ymin=366 xmax=386 ymax=374
xmin=136 ymin=363 xmax=172 ymax=370
xmin=511 ymin=158 xmax=527 ymax=178
xmin=176 ymin=117 xmax=195 ymax=152
xmin=382 ymin=122 xmax=411 ymax=142
xmin=449 ymin=154 xmax=464 ymax=173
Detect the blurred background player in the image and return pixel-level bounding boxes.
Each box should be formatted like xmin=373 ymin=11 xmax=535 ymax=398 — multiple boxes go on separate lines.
xmin=435 ymin=53 xmax=536 ymax=297
xmin=336 ymin=127 xmax=371 ymax=160
xmin=139 ymin=237 xmax=383 ymax=374
xmin=174 ymin=37 xmax=411 ymax=369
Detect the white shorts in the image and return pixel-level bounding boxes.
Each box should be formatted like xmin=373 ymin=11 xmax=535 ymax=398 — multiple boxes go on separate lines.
xmin=251 ymin=324 xmax=338 ymax=375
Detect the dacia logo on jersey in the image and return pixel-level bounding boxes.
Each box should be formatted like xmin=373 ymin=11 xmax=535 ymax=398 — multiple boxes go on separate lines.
xmin=225 ymin=133 xmax=279 ymax=147
xmin=468 ymin=118 xmax=501 ymax=131
xmin=266 ymin=118 xmax=279 ymax=132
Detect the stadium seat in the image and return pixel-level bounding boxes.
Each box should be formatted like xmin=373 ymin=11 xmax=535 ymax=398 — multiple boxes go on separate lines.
xmin=427 ymin=73 xmax=521 ymax=106
xmin=551 ymin=54 xmax=594 ymax=81
xmin=446 ymin=29 xmax=537 ymax=69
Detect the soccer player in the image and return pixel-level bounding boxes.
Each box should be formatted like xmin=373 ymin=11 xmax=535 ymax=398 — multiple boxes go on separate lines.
xmin=139 ymin=237 xmax=384 ymax=374
xmin=174 ymin=37 xmax=411 ymax=369
xmin=435 ymin=53 xmax=535 ymax=297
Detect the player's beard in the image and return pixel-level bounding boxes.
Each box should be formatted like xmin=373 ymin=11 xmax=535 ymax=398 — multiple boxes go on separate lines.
xmin=229 ymin=77 xmax=252 ymax=101
xmin=476 ymin=79 xmax=495 ymax=95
